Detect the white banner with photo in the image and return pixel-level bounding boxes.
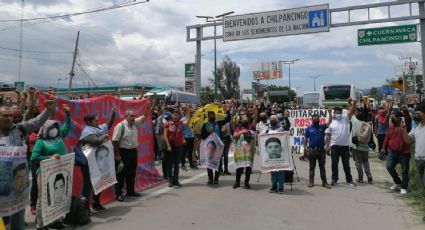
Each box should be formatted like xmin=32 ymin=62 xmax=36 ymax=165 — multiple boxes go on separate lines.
xmin=40 ymin=153 xmax=75 ymax=226
xmin=0 ymin=145 xmax=29 ymax=217
xmin=82 ymin=141 xmax=117 ymax=195
xmin=199 ymin=134 xmax=224 ymax=171
xmin=258 ymin=132 xmax=293 ymax=173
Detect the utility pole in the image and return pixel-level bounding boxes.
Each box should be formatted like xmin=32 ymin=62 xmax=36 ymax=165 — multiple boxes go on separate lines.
xmin=68 ymin=31 xmax=80 ymax=99
xmin=18 ymin=0 xmax=24 ymax=81
xmin=309 ymin=75 xmax=321 ymax=91
xmin=420 ymin=1 xmax=425 ymax=99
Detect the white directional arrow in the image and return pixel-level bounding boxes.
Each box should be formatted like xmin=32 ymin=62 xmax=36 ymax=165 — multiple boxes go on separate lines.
xmin=366 ymin=31 xmax=372 ymax=36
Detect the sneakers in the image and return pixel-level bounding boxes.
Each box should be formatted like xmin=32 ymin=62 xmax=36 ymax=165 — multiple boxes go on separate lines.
xmin=400 ymin=189 xmax=407 ymax=195
xmin=223 ymin=171 xmax=232 ymax=175
xmin=174 ymin=181 xmax=182 ymax=187
xmin=213 ymin=179 xmax=219 ymax=185
xmin=207 ymin=180 xmax=214 ymax=185
xmin=278 ymin=189 xmax=284 ymax=194
xmin=367 ymin=176 xmax=373 ymax=183
xmin=244 ymin=183 xmax=251 ymax=189
xmin=322 ymin=183 xmax=332 ymax=189
xmin=48 ymin=221 xmax=65 ymax=229
xmin=116 ymin=195 xmax=124 ymax=202
xmin=126 ymin=192 xmax=141 ymax=197
xmin=331 ymin=180 xmax=337 ymax=186
xmin=356 ymin=179 xmax=364 ymax=184
xmin=390 ymin=184 xmax=401 ymax=190
xmin=269 ymin=187 xmax=278 ymax=193
xmin=168 ymin=181 xmax=174 ymax=187
xmin=92 ymin=203 xmax=106 ymax=211
xmin=233 ymin=183 xmax=240 ymax=189
xmin=347 ymin=182 xmax=356 ymax=187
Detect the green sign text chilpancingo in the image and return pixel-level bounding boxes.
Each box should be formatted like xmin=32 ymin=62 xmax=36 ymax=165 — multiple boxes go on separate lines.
xmin=358 ymin=24 xmax=417 ymax=46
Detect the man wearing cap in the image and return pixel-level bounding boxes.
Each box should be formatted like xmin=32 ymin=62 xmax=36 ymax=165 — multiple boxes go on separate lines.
xmin=382 ymin=110 xmax=411 ymax=195
xmin=402 ymin=102 xmax=425 ymax=221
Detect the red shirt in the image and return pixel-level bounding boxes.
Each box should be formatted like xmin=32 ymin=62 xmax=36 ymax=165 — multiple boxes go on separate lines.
xmin=165 ymin=120 xmax=185 ymax=147
xmin=382 ymin=124 xmax=410 ymax=154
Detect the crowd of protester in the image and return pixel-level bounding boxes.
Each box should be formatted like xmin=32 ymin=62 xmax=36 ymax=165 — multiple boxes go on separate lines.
xmin=1 ymin=87 xmax=425 ymax=230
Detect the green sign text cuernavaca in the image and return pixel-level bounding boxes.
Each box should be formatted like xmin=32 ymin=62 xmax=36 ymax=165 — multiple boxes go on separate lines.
xmin=358 ymin=24 xmax=417 ymax=46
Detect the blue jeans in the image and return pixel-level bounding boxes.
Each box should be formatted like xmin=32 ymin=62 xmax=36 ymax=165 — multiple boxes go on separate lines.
xmin=386 ymin=150 xmax=410 ymax=189
xmin=271 ymin=171 xmax=285 ymax=191
xmin=3 ymin=209 xmax=25 ymax=230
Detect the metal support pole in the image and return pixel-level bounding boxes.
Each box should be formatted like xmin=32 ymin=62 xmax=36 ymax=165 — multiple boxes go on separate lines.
xmin=68 ymin=31 xmax=80 ymax=99
xmin=288 ymin=63 xmax=291 ymax=92
xmin=196 ymin=28 xmax=202 ymax=104
xmin=214 ymin=22 xmax=218 ymax=100
xmin=420 ymin=1 xmax=425 ymax=96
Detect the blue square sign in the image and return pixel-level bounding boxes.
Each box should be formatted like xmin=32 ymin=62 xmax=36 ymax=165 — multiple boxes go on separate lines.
xmin=309 ymin=9 xmax=328 ymax=28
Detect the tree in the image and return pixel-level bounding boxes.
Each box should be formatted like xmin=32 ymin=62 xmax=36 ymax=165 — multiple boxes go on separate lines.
xmin=268 ymin=85 xmax=296 ymax=103
xmin=211 ymin=55 xmax=240 ymax=100
xmin=201 ymin=86 xmax=214 ymax=105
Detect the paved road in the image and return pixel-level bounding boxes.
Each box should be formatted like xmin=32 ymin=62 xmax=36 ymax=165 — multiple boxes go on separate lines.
xmin=26 ymin=152 xmax=424 ymax=230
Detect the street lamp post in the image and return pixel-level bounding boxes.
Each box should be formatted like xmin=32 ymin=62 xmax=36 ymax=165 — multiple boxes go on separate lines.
xmin=197 ymin=11 xmax=234 ymax=100
xmin=279 ymin=59 xmax=300 ymax=101
xmin=57 ymin=77 xmax=68 ymax=98
xmin=308 ymin=75 xmax=321 ymax=91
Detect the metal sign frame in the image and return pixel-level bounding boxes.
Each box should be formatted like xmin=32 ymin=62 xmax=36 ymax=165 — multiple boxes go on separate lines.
xmin=186 ymin=0 xmax=425 ymax=103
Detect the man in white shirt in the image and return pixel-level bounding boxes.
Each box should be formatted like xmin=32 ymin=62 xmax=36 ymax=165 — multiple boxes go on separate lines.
xmin=402 ymin=102 xmax=425 ymax=222
xmin=325 ymin=104 xmax=356 ymax=186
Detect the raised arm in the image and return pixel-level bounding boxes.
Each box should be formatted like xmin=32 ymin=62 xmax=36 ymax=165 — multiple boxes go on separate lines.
xmin=347 ymin=100 xmax=356 ymax=120
xmin=107 ymin=107 xmax=117 ymax=130
xmin=18 ymin=100 xmax=55 ymax=135
xmin=60 ymin=104 xmax=72 ymax=137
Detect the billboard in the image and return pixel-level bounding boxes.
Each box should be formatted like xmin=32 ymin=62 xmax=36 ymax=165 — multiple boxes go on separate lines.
xmin=253 ymin=61 xmax=282 ymax=80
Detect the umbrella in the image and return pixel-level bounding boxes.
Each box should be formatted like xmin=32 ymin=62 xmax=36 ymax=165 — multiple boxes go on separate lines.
xmin=189 ymin=103 xmax=226 ymax=134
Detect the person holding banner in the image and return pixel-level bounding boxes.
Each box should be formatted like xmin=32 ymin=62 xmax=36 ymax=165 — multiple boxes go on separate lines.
xmin=79 ymin=108 xmax=116 ymax=212
xmin=163 ymin=108 xmax=189 ymax=188
xmin=31 ymin=104 xmax=71 ymax=230
xmin=0 ymin=99 xmax=55 ymax=230
xmin=201 ymin=111 xmax=222 ymax=185
xmin=304 ymin=109 xmax=332 ymax=189
xmin=233 ymin=105 xmax=258 ymax=190
xmin=112 ymin=107 xmax=150 ymax=201
xmin=265 ymin=115 xmax=286 ymax=194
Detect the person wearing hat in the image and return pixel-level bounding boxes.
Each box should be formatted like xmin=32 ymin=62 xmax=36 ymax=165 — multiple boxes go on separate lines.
xmin=381 ymin=110 xmax=411 ymax=195
xmin=201 ymin=111 xmax=221 ymax=185
xmin=402 ymin=102 xmax=425 ymax=221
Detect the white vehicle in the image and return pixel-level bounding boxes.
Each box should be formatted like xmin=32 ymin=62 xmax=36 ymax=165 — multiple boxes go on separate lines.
xmin=319 ymin=84 xmax=362 ymax=107
xmin=302 ymin=92 xmax=320 ymax=107
xmin=144 ymin=88 xmax=197 ymax=104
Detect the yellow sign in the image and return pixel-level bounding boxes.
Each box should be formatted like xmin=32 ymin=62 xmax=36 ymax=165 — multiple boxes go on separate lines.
xmin=189 ymin=104 xmax=226 ymax=135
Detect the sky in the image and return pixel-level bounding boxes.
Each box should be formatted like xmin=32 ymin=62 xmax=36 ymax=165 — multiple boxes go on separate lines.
xmin=0 ymin=0 xmax=422 ymax=95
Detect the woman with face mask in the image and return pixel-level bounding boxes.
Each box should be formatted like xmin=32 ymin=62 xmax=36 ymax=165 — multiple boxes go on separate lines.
xmin=30 ymin=104 xmax=72 ymax=230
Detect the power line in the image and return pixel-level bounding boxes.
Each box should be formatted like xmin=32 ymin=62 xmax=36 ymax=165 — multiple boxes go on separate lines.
xmin=0 ymin=45 xmax=72 ymax=54
xmin=0 ymin=0 xmax=150 ymax=23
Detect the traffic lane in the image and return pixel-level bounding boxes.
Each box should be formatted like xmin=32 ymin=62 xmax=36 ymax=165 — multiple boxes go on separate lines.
xmin=80 ymin=154 xmax=422 ymax=230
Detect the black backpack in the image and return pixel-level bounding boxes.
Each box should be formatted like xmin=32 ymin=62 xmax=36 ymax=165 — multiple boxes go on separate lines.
xmin=64 ymin=196 xmax=91 ymax=228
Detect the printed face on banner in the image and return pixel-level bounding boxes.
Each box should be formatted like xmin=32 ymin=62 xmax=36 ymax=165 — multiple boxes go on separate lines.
xmin=48 ymin=172 xmax=68 ymax=207
xmin=200 ymin=135 xmax=224 ymax=171
xmin=12 ymin=162 xmax=27 ymax=195
xmin=95 ymin=145 xmax=110 ymax=174
xmin=82 ymin=141 xmax=117 ymax=195
xmin=259 ymin=132 xmax=292 ymax=173
xmin=0 ymin=161 xmax=12 ymax=197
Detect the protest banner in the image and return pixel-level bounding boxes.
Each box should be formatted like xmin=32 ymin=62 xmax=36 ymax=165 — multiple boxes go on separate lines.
xmin=258 ymin=132 xmax=292 ymax=173
xmin=40 ymin=153 xmax=75 ymax=226
xmin=82 ymin=141 xmax=117 ymax=195
xmin=0 ymin=145 xmax=29 ymax=217
xmin=37 ymin=94 xmax=162 ymax=204
xmin=287 ymin=109 xmax=329 ymax=154
xmin=234 ymin=130 xmax=256 ymax=169
xmin=200 ymin=135 xmax=224 ymax=171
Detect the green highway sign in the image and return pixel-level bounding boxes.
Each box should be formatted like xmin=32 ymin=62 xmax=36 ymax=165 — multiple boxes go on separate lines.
xmin=14 ymin=82 xmax=25 ymax=91
xmin=185 ymin=63 xmax=195 ymax=79
xmin=358 ymin=24 xmax=417 ymax=46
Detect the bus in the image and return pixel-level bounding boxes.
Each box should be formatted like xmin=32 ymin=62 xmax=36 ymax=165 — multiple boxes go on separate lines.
xmin=144 ymin=88 xmax=197 ymax=104
xmin=302 ymin=92 xmax=320 ymax=107
xmin=319 ymin=84 xmax=363 ymax=107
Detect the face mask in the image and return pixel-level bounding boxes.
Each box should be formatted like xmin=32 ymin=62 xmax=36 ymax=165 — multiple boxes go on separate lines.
xmin=335 ymin=114 xmax=342 ymax=120
xmin=270 ymin=121 xmax=278 ymax=127
xmin=209 ymin=117 xmax=215 ymax=122
xmin=413 ymin=115 xmax=423 ymax=123
xmin=242 ymin=121 xmax=249 ymax=127
xmin=313 ymin=120 xmax=320 ymax=126
xmin=260 ymin=117 xmax=267 ymax=122
xmin=48 ymin=128 xmax=58 ymax=138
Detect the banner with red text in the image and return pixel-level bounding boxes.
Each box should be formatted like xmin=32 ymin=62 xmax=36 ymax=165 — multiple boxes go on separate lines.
xmin=38 ymin=94 xmax=162 ymax=204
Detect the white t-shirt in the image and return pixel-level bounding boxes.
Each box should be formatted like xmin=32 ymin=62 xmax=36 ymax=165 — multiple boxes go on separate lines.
xmin=256 ymin=121 xmax=270 ymax=134
xmin=325 ymin=115 xmax=351 ymax=146
xmin=408 ymin=123 xmax=425 ymax=160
